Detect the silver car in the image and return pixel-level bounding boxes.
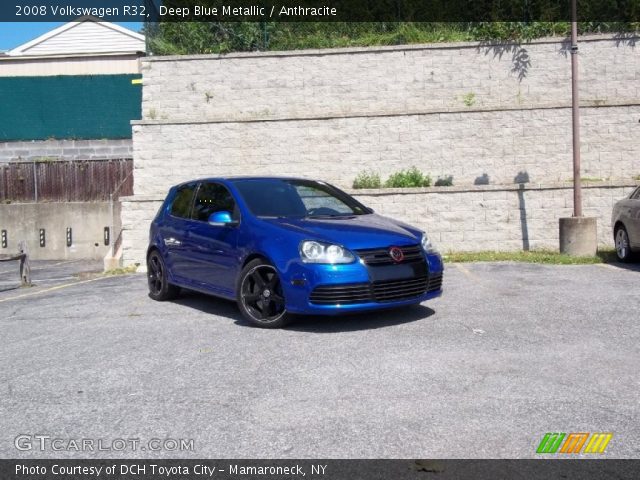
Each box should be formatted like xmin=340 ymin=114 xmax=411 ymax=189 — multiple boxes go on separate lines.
xmin=612 ymin=186 xmax=640 ymax=261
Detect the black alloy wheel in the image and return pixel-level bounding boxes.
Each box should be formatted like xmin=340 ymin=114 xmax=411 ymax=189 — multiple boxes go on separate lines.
xmin=147 ymin=250 xmax=180 ymax=301
xmin=237 ymin=259 xmax=291 ymax=328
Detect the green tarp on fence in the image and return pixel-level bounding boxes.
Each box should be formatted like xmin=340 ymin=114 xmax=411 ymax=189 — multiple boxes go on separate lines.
xmin=0 ymin=74 xmax=142 ymax=141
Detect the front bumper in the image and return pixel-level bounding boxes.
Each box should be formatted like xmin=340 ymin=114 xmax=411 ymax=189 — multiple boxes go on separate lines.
xmin=282 ymin=252 xmax=444 ymax=315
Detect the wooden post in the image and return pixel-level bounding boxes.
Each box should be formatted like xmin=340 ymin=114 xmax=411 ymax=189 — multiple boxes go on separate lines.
xmin=18 ymin=240 xmax=31 ymax=287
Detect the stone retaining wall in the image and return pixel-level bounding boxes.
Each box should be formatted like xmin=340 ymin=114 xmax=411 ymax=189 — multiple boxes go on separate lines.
xmin=122 ymin=35 xmax=640 ymax=265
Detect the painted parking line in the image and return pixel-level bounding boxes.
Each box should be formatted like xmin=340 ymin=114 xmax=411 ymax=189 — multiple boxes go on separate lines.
xmin=0 ymin=276 xmax=113 ymax=304
xmin=0 ymin=276 xmax=80 ymax=285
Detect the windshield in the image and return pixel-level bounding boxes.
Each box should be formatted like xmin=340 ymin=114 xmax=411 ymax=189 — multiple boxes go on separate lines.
xmin=231 ymin=179 xmax=370 ymax=218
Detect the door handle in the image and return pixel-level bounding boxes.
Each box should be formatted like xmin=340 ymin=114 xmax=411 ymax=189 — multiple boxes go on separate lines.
xmin=164 ymin=237 xmax=182 ymax=247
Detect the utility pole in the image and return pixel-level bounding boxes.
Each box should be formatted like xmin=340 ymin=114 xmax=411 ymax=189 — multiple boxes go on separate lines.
xmin=559 ymin=0 xmax=597 ymax=256
xmin=570 ymin=0 xmax=582 ymax=217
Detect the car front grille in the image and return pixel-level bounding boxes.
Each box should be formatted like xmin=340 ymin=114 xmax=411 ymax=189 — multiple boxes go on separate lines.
xmin=308 ymin=284 xmax=372 ymax=305
xmin=427 ymin=273 xmax=443 ymax=293
xmin=355 ymin=244 xmax=424 ymax=265
xmin=372 ymin=276 xmax=428 ymax=302
xmin=309 ymin=274 xmax=442 ymax=305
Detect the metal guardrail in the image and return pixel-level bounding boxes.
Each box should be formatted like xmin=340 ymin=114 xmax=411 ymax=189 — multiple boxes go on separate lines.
xmin=0 ymin=240 xmax=31 ymax=286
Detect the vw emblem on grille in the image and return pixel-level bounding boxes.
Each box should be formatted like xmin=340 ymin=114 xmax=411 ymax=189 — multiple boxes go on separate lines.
xmin=389 ymin=246 xmax=404 ymax=263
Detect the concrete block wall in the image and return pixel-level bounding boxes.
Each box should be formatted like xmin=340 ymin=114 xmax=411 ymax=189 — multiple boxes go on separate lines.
xmin=140 ymin=36 xmax=640 ymax=122
xmin=121 ymin=195 xmax=161 ymax=265
xmin=131 ymin=105 xmax=640 ymax=196
xmin=122 ymin=35 xmax=640 ymax=265
xmin=0 ymin=139 xmax=132 ymax=163
xmin=0 ymin=202 xmax=116 ymax=260
xmin=355 ymin=184 xmax=637 ymax=252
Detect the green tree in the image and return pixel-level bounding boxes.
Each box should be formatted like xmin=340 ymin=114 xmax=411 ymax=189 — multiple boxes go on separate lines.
xmin=146 ymin=22 xmax=269 ymax=54
xmin=145 ymin=21 xmax=640 ymax=56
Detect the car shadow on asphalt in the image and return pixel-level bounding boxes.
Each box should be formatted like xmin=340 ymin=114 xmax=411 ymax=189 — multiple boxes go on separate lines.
xmin=0 ymin=285 xmax=21 ymax=293
xmin=172 ymin=289 xmax=435 ymax=332
xmin=604 ymin=261 xmax=640 ymax=273
xmin=286 ymin=305 xmax=435 ymax=333
xmin=172 ymin=289 xmax=244 ymax=320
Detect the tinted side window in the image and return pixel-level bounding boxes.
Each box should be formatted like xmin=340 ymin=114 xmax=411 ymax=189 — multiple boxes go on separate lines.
xmin=170 ymin=184 xmax=196 ymax=219
xmin=191 ymin=182 xmax=238 ymax=222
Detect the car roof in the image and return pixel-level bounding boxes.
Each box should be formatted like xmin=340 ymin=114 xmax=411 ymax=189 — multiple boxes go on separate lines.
xmin=172 ymin=176 xmax=321 ymax=188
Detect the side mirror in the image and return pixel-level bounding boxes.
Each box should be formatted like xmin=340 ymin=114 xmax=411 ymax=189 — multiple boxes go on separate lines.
xmin=208 ymin=211 xmax=238 ymax=226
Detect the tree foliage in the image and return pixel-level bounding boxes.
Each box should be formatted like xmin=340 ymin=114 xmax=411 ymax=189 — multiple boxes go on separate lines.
xmin=146 ymin=22 xmax=267 ymax=54
xmin=145 ymin=22 xmax=640 ymax=56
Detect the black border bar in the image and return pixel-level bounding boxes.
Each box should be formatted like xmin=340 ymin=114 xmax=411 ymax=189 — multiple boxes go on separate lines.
xmin=2 ymin=1 xmax=640 ymax=22
xmin=3 ymin=459 xmax=640 ymax=480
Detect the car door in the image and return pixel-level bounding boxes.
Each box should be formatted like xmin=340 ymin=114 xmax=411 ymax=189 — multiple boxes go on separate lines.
xmin=185 ymin=181 xmax=241 ymax=296
xmin=628 ymin=187 xmax=640 ymax=247
xmin=159 ymin=182 xmax=197 ymax=282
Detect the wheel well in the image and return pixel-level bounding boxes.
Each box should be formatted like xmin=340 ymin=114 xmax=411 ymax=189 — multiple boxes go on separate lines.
xmin=614 ymin=221 xmax=626 ymax=234
xmin=242 ymin=253 xmax=270 ymax=268
xmin=235 ymin=254 xmax=272 ymax=293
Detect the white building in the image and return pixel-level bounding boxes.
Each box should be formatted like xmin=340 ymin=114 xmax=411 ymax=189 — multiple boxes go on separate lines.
xmin=1 ymin=16 xmax=145 ymax=76
xmin=0 ymin=17 xmax=146 ymax=262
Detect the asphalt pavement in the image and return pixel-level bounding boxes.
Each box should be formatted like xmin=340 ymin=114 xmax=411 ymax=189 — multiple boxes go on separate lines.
xmin=0 ymin=259 xmax=103 ymax=292
xmin=1 ymin=261 xmax=638 ymax=458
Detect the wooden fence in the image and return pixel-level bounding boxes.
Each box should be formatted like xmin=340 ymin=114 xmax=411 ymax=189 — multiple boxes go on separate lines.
xmin=0 ymin=159 xmax=133 ymax=202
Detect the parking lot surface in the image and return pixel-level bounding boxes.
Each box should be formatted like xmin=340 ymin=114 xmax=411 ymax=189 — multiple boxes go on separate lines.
xmin=0 ymin=259 xmax=103 ymax=293
xmin=1 ymin=262 xmax=638 ymax=458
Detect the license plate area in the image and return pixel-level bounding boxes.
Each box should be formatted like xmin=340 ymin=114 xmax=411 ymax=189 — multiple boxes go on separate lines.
xmin=367 ymin=261 xmax=428 ymax=282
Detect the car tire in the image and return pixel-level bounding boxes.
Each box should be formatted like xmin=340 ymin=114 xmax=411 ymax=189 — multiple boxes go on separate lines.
xmin=614 ymin=225 xmax=634 ymax=262
xmin=147 ymin=250 xmax=180 ymax=301
xmin=237 ymin=259 xmax=292 ymax=328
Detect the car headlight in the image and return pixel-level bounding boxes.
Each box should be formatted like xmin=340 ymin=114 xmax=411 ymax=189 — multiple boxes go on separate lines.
xmin=300 ymin=241 xmax=355 ymax=264
xmin=421 ymin=233 xmax=437 ymax=253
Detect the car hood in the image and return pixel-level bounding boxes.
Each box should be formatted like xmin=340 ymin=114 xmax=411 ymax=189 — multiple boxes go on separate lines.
xmin=261 ymin=214 xmax=422 ymax=249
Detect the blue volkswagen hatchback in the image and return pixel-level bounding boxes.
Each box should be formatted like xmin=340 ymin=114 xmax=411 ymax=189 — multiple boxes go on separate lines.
xmin=147 ymin=177 xmax=443 ymax=328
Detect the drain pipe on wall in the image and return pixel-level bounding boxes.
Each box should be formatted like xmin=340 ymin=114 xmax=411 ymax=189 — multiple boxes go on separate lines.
xmin=32 ymin=161 xmax=38 ymax=203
